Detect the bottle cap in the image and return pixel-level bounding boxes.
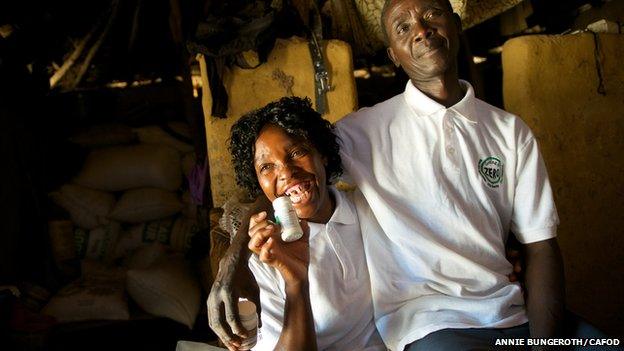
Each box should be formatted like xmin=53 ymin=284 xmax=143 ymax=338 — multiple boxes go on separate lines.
xmin=238 ymin=300 xmax=258 ymax=330
xmin=272 ymin=196 xmax=292 ymax=213
xmin=238 ymin=300 xmax=256 ymax=319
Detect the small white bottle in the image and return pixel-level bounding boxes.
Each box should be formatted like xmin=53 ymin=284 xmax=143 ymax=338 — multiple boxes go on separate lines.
xmin=238 ymin=300 xmax=258 ymax=350
xmin=272 ymin=196 xmax=304 ymax=242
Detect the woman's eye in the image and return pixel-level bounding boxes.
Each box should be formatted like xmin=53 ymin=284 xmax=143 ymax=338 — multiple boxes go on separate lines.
xmin=259 ymin=164 xmax=273 ymax=173
xmin=291 ymin=149 xmax=307 ymax=158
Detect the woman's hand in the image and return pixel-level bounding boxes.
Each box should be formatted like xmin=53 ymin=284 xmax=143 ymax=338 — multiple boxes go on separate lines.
xmin=248 ymin=212 xmax=310 ymax=285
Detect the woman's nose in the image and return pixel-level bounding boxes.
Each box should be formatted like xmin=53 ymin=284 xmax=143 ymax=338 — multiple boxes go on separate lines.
xmin=277 ymin=163 xmax=295 ymax=181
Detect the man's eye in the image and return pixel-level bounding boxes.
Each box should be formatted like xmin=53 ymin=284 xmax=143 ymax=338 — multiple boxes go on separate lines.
xmin=396 ymin=22 xmax=410 ymax=34
xmin=424 ymin=9 xmax=443 ymax=21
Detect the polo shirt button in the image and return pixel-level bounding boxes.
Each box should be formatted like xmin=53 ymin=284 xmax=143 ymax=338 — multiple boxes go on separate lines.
xmin=447 ymin=146 xmax=455 ymax=154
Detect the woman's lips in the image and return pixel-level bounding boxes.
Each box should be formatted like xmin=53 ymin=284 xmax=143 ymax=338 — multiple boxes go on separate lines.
xmin=285 ymin=181 xmax=312 ymax=204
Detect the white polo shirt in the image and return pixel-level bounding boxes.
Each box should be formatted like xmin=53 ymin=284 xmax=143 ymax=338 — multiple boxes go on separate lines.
xmin=248 ymin=187 xmax=385 ymax=351
xmin=336 ymin=80 xmax=559 ymax=351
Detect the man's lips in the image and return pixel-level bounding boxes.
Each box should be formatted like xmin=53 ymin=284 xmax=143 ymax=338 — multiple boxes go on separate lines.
xmin=415 ymin=38 xmax=445 ymax=58
xmin=420 ymin=46 xmax=441 ymax=58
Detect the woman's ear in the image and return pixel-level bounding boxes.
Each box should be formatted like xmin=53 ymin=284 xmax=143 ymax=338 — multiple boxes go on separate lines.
xmin=322 ymin=155 xmax=331 ymax=183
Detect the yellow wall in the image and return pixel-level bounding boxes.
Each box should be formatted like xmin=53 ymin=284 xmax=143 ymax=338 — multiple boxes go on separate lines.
xmin=199 ymin=37 xmax=357 ymax=206
xmin=503 ymin=33 xmax=624 ymax=335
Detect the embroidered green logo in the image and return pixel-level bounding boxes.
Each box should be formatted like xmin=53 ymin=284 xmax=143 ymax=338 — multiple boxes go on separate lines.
xmin=479 ymin=156 xmax=504 ymax=188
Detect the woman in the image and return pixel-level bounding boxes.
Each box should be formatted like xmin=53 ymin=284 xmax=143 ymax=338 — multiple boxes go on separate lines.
xmin=228 ymin=97 xmax=385 ymax=351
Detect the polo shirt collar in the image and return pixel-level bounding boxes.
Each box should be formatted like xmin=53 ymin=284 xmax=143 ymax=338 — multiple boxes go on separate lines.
xmin=327 ymin=187 xmax=356 ymax=226
xmin=404 ymin=79 xmax=478 ymax=123
xmin=307 ymin=186 xmax=356 ymax=240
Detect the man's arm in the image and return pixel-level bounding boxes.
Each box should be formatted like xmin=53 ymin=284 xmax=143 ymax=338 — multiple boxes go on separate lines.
xmin=207 ymin=196 xmax=271 ymax=350
xmin=524 ymin=237 xmax=565 ymax=339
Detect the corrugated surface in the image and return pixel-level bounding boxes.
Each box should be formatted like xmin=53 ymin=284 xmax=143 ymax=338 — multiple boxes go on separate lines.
xmin=199 ymin=37 xmax=357 ymax=206
xmin=503 ymin=33 xmax=624 ymax=335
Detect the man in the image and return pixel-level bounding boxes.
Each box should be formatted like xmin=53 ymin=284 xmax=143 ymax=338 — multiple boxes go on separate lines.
xmin=208 ymin=0 xmax=565 ymax=349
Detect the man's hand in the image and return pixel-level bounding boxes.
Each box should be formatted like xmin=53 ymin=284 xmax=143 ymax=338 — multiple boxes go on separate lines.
xmin=506 ymin=234 xmax=524 ymax=286
xmin=506 ymin=248 xmax=523 ymax=283
xmin=207 ymin=197 xmax=270 ymax=351
xmin=208 ymin=253 xmax=260 ymax=350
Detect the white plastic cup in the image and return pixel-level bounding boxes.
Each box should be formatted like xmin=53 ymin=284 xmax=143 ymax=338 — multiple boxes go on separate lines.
xmin=238 ymin=300 xmax=258 ymax=350
xmin=272 ymin=196 xmax=304 ymax=242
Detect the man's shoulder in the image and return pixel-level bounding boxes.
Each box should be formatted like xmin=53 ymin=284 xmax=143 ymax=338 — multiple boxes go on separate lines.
xmin=473 ymin=98 xmax=532 ymax=132
xmin=471 ymin=98 xmax=537 ymax=150
xmin=473 ymin=97 xmax=517 ymax=121
xmin=337 ymin=93 xmax=405 ymax=128
xmin=335 ymin=93 xmax=406 ymax=146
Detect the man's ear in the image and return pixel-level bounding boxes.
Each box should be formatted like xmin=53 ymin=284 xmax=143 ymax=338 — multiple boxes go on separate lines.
xmin=387 ymin=47 xmax=400 ymax=68
xmin=453 ymin=12 xmax=462 ymax=32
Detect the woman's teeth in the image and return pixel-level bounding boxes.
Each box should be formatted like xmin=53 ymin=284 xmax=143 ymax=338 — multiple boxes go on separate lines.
xmin=285 ymin=182 xmax=312 ymax=204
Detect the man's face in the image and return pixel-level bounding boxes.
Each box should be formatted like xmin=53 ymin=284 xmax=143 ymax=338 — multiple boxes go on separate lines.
xmin=383 ymin=0 xmax=460 ymax=81
xmin=254 ymin=124 xmax=332 ymax=222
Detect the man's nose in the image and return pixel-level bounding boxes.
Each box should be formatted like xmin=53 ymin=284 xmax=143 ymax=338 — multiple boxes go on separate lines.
xmin=414 ymin=21 xmax=434 ymax=42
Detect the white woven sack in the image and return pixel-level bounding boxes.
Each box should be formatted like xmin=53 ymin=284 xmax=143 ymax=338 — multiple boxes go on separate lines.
xmin=126 ymin=254 xmax=200 ymax=328
xmin=134 ymin=122 xmax=194 ymax=153
xmin=73 ymin=144 xmax=182 ymax=191
xmin=49 ymin=184 xmax=115 ymax=229
xmin=109 ymin=188 xmax=183 ymax=223
xmin=113 ymin=216 xmax=198 ymax=260
xmin=69 ymin=124 xmax=137 ymax=147
xmin=42 ymin=261 xmax=128 ymax=322
xmin=74 ymin=222 xmax=122 ymax=263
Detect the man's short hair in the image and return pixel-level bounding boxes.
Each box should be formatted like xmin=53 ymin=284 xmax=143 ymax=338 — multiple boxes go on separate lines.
xmin=380 ymin=0 xmax=455 ymax=43
xmin=229 ymin=96 xmax=343 ymax=198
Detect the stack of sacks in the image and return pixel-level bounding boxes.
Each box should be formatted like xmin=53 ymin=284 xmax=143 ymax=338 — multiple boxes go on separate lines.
xmin=125 ymin=244 xmax=201 ymax=329
xmin=43 ymin=260 xmax=129 ymax=322
xmin=45 ymin=122 xmax=201 ymax=327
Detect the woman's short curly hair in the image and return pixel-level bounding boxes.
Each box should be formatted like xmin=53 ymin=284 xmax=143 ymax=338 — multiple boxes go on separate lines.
xmin=229 ymin=96 xmax=342 ymax=198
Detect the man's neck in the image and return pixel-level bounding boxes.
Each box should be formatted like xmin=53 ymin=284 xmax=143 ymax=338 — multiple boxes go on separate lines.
xmin=410 ymin=70 xmax=464 ymax=108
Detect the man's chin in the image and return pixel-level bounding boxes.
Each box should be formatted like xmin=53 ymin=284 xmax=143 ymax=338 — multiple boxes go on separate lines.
xmin=410 ymin=61 xmax=450 ymax=81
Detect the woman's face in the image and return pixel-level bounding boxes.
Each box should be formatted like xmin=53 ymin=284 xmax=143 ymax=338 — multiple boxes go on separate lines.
xmin=253 ymin=124 xmax=333 ymax=223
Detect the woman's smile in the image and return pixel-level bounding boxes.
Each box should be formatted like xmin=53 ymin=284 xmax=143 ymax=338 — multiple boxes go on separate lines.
xmin=254 ymin=124 xmax=333 ymax=223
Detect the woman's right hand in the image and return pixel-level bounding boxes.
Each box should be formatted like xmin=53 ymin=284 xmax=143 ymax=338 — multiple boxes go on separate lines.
xmin=248 ymin=212 xmax=310 ymax=285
